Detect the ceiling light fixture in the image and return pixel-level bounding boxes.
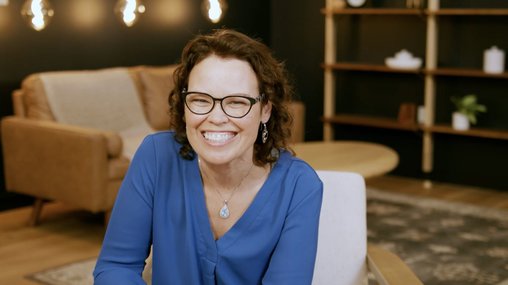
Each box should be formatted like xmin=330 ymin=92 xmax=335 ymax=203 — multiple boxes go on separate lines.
xmin=114 ymin=0 xmax=145 ymax=27
xmin=20 ymin=0 xmax=54 ymax=31
xmin=202 ymin=0 xmax=226 ymax=24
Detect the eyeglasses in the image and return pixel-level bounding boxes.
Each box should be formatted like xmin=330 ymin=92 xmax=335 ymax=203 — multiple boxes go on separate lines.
xmin=182 ymin=89 xmax=264 ymax=118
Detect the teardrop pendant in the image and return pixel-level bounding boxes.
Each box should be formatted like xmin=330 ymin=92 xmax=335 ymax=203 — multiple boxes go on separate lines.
xmin=219 ymin=201 xmax=230 ymax=219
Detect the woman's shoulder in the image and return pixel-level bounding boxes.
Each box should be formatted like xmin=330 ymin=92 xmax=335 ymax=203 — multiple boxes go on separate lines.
xmin=142 ymin=131 xmax=179 ymax=149
xmin=277 ymin=149 xmax=316 ymax=171
xmin=134 ymin=131 xmax=181 ymax=161
xmin=145 ymin=130 xmax=177 ymax=142
xmin=276 ymin=150 xmax=322 ymax=185
xmin=273 ymin=150 xmax=323 ymax=209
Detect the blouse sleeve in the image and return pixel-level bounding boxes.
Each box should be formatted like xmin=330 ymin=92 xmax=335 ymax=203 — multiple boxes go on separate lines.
xmin=93 ymin=136 xmax=157 ymax=285
xmin=262 ymin=170 xmax=323 ymax=285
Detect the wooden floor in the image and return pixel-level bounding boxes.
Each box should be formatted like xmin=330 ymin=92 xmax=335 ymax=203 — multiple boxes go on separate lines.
xmin=0 ymin=175 xmax=507 ymax=284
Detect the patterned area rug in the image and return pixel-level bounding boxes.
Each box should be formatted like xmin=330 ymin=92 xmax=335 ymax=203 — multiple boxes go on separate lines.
xmin=29 ymin=259 xmax=95 ymax=285
xmin=29 ymin=188 xmax=508 ymax=285
xmin=367 ymin=188 xmax=508 ymax=285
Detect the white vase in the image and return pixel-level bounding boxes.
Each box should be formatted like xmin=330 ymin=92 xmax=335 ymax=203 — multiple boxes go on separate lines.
xmin=483 ymin=46 xmax=505 ymax=74
xmin=452 ymin=112 xmax=470 ymax=130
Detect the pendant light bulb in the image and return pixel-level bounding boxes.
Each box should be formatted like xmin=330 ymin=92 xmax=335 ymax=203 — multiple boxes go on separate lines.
xmin=202 ymin=0 xmax=227 ymax=24
xmin=20 ymin=0 xmax=54 ymax=31
xmin=114 ymin=0 xmax=145 ymax=27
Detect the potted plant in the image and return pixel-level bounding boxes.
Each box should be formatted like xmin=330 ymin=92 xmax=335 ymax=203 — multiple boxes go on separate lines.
xmin=450 ymin=94 xmax=487 ymax=130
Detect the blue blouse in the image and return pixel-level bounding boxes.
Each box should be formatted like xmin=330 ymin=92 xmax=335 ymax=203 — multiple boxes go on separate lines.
xmin=94 ymin=131 xmax=323 ymax=285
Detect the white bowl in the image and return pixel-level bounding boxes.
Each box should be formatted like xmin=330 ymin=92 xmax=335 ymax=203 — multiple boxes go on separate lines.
xmin=385 ymin=57 xmax=422 ymax=70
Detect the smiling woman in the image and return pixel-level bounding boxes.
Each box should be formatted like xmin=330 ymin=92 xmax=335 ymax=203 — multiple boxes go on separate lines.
xmin=93 ymin=29 xmax=324 ymax=285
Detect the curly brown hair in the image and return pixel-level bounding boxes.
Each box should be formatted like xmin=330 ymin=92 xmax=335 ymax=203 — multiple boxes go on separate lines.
xmin=168 ymin=29 xmax=295 ymax=166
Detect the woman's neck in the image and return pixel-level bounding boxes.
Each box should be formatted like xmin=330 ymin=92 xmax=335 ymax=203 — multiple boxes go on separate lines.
xmin=198 ymin=158 xmax=256 ymax=191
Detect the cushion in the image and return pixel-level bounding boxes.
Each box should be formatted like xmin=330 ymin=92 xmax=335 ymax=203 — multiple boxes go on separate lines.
xmin=22 ymin=67 xmax=146 ymax=122
xmin=138 ymin=65 xmax=177 ymax=130
xmin=22 ymin=74 xmax=56 ymax=121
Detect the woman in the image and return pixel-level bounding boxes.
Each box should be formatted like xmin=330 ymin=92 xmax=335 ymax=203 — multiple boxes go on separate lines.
xmin=94 ymin=29 xmax=323 ymax=285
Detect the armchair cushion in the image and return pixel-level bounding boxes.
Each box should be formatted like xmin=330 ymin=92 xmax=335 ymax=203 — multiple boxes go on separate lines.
xmin=38 ymin=68 xmax=155 ymax=160
xmin=313 ymin=170 xmax=367 ymax=285
xmin=21 ymin=67 xmax=145 ymax=122
xmin=138 ymin=65 xmax=177 ymax=130
xmin=22 ymin=74 xmax=56 ymax=121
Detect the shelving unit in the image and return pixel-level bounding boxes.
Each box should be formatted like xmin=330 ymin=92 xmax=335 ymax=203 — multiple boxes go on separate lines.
xmin=322 ymin=0 xmax=508 ymax=173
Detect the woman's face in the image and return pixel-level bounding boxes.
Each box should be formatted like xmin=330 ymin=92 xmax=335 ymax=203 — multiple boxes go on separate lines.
xmin=185 ymin=55 xmax=272 ymax=166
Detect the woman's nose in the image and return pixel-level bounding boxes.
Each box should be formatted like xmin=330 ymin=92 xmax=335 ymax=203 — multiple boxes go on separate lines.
xmin=207 ymin=102 xmax=229 ymax=123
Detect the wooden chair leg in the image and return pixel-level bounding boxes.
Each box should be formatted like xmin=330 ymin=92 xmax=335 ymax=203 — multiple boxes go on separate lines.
xmin=28 ymin=198 xmax=45 ymax=226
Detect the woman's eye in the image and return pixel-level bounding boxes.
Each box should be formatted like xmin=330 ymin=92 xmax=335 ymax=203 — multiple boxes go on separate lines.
xmin=190 ymin=97 xmax=211 ymax=105
xmin=228 ymin=99 xmax=249 ymax=106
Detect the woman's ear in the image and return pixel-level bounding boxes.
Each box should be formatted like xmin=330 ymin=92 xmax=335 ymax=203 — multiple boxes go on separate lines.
xmin=261 ymin=101 xmax=272 ymax=123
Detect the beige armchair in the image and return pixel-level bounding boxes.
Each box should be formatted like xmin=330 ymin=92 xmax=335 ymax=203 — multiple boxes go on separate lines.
xmin=1 ymin=65 xmax=177 ymax=225
xmin=1 ymin=66 xmax=306 ymax=226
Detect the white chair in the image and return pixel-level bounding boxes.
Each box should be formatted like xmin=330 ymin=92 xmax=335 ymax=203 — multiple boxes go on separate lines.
xmin=313 ymin=170 xmax=423 ymax=285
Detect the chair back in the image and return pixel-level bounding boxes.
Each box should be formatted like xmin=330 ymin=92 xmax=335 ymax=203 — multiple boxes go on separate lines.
xmin=312 ymin=170 xmax=368 ymax=285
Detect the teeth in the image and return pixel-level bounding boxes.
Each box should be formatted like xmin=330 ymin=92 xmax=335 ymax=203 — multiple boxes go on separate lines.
xmin=203 ymin=132 xmax=234 ymax=143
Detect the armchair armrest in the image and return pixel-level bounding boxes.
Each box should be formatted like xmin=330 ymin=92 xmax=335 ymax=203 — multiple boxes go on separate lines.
xmin=2 ymin=117 xmax=123 ymax=157
xmin=1 ymin=117 xmax=123 ymax=211
xmin=367 ymin=244 xmax=423 ymax=285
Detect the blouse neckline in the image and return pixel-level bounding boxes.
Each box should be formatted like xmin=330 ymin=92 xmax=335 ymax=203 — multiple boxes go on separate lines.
xmin=188 ymin=151 xmax=289 ymax=257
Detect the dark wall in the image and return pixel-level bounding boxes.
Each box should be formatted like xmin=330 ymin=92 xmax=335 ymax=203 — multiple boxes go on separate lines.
xmin=0 ymin=0 xmax=270 ymax=78
xmin=271 ymin=0 xmax=324 ymax=142
xmin=0 ymin=0 xmax=271 ymax=210
xmin=271 ymin=0 xmax=508 ymax=191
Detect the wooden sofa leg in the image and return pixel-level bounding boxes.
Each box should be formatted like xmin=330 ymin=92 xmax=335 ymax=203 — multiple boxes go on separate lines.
xmin=29 ymin=198 xmax=45 ymax=226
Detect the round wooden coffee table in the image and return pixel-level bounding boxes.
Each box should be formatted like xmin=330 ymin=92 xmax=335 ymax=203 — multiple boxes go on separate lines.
xmin=291 ymin=141 xmax=399 ymax=179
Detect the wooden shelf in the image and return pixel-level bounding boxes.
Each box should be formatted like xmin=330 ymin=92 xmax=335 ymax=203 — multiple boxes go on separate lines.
xmin=429 ymin=9 xmax=508 ymax=16
xmin=323 ymin=115 xmax=508 ymax=140
xmin=323 ymin=63 xmax=421 ymax=74
xmin=322 ymin=1 xmax=508 ymax=173
xmin=424 ymin=124 xmax=508 ymax=140
xmin=321 ymin=8 xmax=423 ymax=15
xmin=426 ymin=68 xmax=508 ymax=79
xmin=322 ymin=114 xmax=420 ymax=132
xmin=323 ymin=64 xmax=508 ymax=79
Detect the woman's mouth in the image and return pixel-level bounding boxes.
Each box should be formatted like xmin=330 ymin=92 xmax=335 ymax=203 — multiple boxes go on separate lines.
xmin=202 ymin=131 xmax=236 ymax=144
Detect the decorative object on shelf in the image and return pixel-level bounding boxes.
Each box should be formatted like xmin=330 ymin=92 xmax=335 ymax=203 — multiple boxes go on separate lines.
xmin=20 ymin=0 xmax=54 ymax=31
xmin=451 ymin=94 xmax=487 ymax=131
xmin=346 ymin=0 xmax=366 ymax=8
xmin=385 ymin=49 xmax=422 ymax=70
xmin=202 ymin=0 xmax=227 ymax=23
xmin=417 ymin=105 xmax=426 ymax=124
xmin=114 ymin=0 xmax=145 ymax=27
xmin=483 ymin=46 xmax=505 ymax=74
xmin=398 ymin=103 xmax=417 ymax=125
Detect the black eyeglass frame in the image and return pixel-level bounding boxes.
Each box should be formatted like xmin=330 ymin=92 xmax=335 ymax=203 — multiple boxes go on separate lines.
xmin=182 ymin=89 xmax=265 ymax=118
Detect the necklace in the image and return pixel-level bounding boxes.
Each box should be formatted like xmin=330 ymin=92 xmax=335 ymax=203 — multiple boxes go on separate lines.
xmin=199 ymin=159 xmax=254 ymax=219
